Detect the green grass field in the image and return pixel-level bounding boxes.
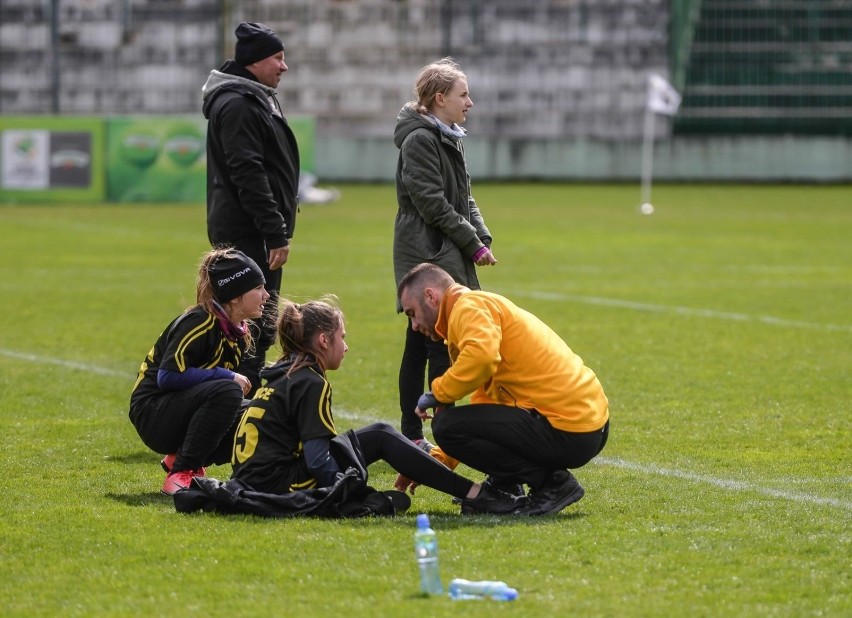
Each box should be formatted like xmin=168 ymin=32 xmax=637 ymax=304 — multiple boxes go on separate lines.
xmin=1 ymin=183 xmax=849 ymax=617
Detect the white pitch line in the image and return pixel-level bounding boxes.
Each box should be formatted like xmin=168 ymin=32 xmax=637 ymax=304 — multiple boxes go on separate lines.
xmin=505 ymin=289 xmax=852 ymax=333
xmin=4 ymin=348 xmax=849 ymax=512
xmin=333 ymin=409 xmax=851 ymax=512
xmin=594 ymin=456 xmax=852 ymax=511
xmin=0 ymin=348 xmax=128 ymax=377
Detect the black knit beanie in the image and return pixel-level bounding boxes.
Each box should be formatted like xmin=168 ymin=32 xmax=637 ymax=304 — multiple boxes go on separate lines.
xmin=235 ymin=22 xmax=284 ymax=66
xmin=209 ymin=251 xmax=266 ymax=303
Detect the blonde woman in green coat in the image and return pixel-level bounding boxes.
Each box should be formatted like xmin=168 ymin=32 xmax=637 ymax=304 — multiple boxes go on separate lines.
xmin=392 ymin=57 xmax=497 ymax=453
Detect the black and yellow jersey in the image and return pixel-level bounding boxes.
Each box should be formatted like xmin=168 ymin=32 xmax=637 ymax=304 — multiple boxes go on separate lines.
xmin=130 ymin=306 xmax=245 ymax=406
xmin=231 ymin=359 xmax=336 ymax=494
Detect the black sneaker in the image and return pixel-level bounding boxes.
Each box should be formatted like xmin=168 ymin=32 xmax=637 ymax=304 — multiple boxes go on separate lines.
xmin=482 ymin=475 xmax=525 ymax=498
xmin=517 ymin=470 xmax=585 ymax=516
xmin=460 ymin=484 xmax=526 ymax=515
xmin=382 ymin=490 xmax=411 ymax=515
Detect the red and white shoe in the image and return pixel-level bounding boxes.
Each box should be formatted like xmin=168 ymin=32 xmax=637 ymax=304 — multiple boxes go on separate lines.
xmin=161 ymin=454 xmax=205 ymax=477
xmin=161 ymin=469 xmax=197 ymax=495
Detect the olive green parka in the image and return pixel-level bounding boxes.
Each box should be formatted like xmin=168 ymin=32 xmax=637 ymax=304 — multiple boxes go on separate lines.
xmin=392 ymin=104 xmax=492 ymax=309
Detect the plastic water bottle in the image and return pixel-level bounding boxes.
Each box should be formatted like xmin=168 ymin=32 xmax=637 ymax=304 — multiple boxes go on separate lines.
xmin=413 ymin=513 xmax=443 ymax=595
xmin=448 ymin=578 xmax=518 ymax=601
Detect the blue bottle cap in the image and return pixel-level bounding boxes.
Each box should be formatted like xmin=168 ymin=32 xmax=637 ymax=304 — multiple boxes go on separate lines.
xmin=502 ymin=587 xmax=519 ymax=601
xmin=416 ymin=513 xmax=430 ymax=528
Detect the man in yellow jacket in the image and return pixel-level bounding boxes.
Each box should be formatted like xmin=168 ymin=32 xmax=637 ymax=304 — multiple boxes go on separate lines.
xmin=397 ymin=263 xmax=610 ymax=516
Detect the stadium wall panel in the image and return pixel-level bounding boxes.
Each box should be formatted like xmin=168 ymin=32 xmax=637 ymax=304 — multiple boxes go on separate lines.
xmin=315 ymin=135 xmax=852 ymax=183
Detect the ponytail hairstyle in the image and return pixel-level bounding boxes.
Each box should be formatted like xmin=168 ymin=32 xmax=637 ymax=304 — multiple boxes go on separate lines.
xmin=277 ymin=295 xmax=343 ymax=375
xmin=410 ymin=57 xmax=466 ymax=115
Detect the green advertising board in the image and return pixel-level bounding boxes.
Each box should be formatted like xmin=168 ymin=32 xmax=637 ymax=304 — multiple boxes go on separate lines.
xmin=0 ymin=116 xmax=105 ymax=203
xmin=107 ymin=116 xmax=207 ymax=202
xmin=0 ymin=115 xmax=314 ymax=204
xmin=106 ymin=115 xmax=315 ymax=203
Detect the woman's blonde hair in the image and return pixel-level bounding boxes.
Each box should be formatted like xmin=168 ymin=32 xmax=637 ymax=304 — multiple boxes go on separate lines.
xmin=410 ymin=57 xmax=466 ymax=115
xmin=276 ymin=295 xmax=343 ymax=374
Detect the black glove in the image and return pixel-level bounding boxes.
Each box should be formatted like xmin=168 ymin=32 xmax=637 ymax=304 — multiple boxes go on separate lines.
xmin=417 ymin=392 xmax=440 ymax=410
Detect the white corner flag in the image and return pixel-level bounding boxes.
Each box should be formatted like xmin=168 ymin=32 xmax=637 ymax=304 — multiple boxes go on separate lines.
xmin=647 ymin=74 xmax=681 ymax=116
xmin=639 ymin=74 xmax=681 ymax=213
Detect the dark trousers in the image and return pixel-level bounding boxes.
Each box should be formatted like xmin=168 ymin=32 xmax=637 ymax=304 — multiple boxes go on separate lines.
xmin=398 ymin=319 xmax=451 ymax=440
xmin=432 ymin=404 xmax=609 ymax=490
xmin=220 ymin=236 xmax=283 ymax=394
xmin=130 ymin=379 xmax=244 ymax=471
xmin=353 ymin=422 xmax=473 ymax=499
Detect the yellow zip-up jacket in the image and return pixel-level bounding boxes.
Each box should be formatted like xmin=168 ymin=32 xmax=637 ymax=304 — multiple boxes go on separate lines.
xmin=431 ymin=285 xmax=609 ymax=434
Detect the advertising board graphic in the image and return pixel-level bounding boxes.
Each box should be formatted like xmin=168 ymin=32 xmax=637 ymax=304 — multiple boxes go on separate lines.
xmin=107 ymin=117 xmax=208 ymax=202
xmin=106 ymin=115 xmax=314 ymax=203
xmin=1 ymin=130 xmax=91 ymax=190
xmin=1 ymin=130 xmax=50 ymax=189
xmin=0 ymin=117 xmax=104 ymax=203
xmin=0 ymin=115 xmax=313 ymax=204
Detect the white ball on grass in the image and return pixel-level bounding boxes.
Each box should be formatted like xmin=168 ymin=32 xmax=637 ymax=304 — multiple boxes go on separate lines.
xmin=640 ymin=202 xmax=655 ymax=215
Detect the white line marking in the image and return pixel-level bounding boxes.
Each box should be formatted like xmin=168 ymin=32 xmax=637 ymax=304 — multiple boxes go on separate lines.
xmin=333 ymin=409 xmax=850 ymax=512
xmin=594 ymin=456 xmax=852 ymax=511
xmin=4 ymin=348 xmax=848 ymax=511
xmin=504 ymin=289 xmax=852 ymax=333
xmin=0 ymin=348 xmax=128 ymax=378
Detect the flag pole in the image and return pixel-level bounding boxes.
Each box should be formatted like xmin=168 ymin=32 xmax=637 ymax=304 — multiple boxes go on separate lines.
xmin=640 ymin=74 xmax=681 ymax=213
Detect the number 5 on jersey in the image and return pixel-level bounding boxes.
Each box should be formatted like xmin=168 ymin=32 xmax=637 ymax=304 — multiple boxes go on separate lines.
xmin=233 ymin=406 xmax=266 ymax=464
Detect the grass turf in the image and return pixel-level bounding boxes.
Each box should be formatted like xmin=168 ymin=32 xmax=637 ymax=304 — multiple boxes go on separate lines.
xmin=0 ymin=183 xmax=849 ymax=617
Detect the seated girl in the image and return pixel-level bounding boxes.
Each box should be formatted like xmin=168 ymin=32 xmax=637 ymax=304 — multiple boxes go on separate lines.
xmin=230 ymin=297 xmax=520 ymax=515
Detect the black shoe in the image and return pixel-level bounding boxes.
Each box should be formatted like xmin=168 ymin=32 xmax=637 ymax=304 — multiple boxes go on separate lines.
xmin=482 ymin=475 xmax=525 ymax=498
xmin=382 ymin=490 xmax=411 ymax=515
xmin=460 ymin=484 xmax=526 ymax=515
xmin=517 ymin=470 xmax=584 ymax=516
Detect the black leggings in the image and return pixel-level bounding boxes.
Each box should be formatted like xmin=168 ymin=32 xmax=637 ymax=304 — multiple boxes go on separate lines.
xmin=398 ymin=320 xmax=451 ymax=440
xmin=353 ymin=422 xmax=473 ymax=499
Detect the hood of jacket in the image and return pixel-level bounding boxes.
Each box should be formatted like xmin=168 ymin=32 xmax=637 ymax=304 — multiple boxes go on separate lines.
xmin=201 ymin=60 xmax=278 ymax=118
xmin=394 ymin=104 xmax=442 ymax=149
xmin=259 ymin=356 xmax=323 ymax=384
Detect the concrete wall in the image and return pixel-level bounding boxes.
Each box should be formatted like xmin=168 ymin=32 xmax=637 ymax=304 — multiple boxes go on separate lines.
xmin=2 ymin=0 xmax=850 ymax=182
xmin=315 ymin=134 xmax=852 ymax=182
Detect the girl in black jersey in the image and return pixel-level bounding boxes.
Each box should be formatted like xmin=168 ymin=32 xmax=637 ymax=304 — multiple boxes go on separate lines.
xmin=130 ymin=248 xmax=269 ymax=495
xmin=230 ymin=297 xmax=522 ymax=514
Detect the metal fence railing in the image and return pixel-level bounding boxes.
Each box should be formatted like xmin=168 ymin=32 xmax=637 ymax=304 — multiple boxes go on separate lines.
xmin=674 ymin=0 xmax=852 ymax=135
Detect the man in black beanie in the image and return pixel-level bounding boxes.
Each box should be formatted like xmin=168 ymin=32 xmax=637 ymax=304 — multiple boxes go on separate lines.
xmin=202 ymin=21 xmax=300 ymax=395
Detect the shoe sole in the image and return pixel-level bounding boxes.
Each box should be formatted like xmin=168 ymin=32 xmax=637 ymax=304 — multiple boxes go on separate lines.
xmin=460 ymin=497 xmax=527 ymax=515
xmin=382 ymin=490 xmax=412 ymax=514
xmin=461 ymin=505 xmax=518 ymax=515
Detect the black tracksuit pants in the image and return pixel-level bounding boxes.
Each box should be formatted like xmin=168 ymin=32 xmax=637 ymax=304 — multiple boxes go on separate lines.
xmin=130 ymin=379 xmax=244 ymax=472
xmin=432 ymin=404 xmax=609 ymax=490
